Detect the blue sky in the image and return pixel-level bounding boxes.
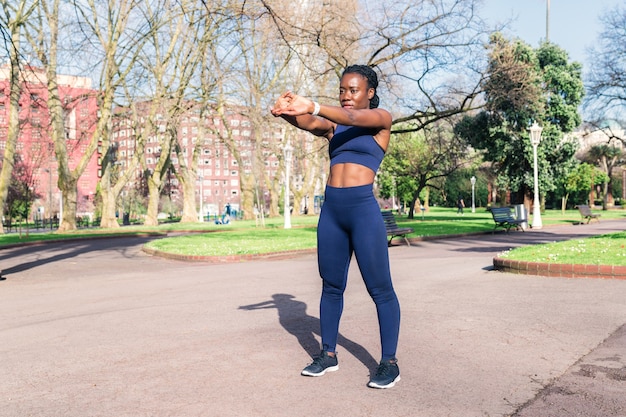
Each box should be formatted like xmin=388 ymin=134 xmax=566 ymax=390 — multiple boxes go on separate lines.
xmin=480 ymin=0 xmax=621 ymax=70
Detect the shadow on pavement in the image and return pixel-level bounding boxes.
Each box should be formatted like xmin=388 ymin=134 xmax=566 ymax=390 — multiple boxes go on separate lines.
xmin=0 ymin=237 xmax=154 ymax=277
xmin=239 ymin=293 xmax=379 ymax=371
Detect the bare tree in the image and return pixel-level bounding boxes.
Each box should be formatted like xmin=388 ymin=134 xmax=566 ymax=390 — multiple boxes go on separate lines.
xmin=261 ymin=0 xmax=488 ymax=132
xmin=173 ymin=0 xmax=240 ymax=223
xmin=128 ymin=0 xmax=228 ymax=226
xmin=0 ymin=1 xmax=36 ymax=234
xmin=20 ymin=0 xmax=154 ymax=230
xmin=585 ymin=4 xmax=626 ymax=129
xmin=71 ymin=0 xmax=156 ymax=228
xmin=26 ymin=0 xmax=83 ymax=231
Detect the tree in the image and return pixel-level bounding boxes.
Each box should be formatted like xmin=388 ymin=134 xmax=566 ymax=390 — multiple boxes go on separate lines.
xmin=4 ymin=154 xmax=38 ymax=225
xmin=26 ymin=0 xmax=87 ymax=231
xmin=70 ymin=0 xmax=164 ymax=228
xmin=0 ymin=0 xmax=36 ymax=234
xmin=456 ymin=35 xmax=584 ymax=211
xmin=585 ymin=144 xmax=623 ymax=209
xmin=564 ymin=163 xmax=607 ymax=210
xmin=380 ymin=120 xmax=471 ymax=218
xmin=20 ymin=0 xmax=155 ymax=230
xmin=132 ymin=0 xmax=217 ymax=226
xmin=585 ymin=4 xmax=626 ymax=126
xmin=262 ymin=0 xmax=489 ymax=133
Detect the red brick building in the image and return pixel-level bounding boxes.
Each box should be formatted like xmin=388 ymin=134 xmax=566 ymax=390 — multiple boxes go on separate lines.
xmin=110 ymin=102 xmax=285 ymax=217
xmin=0 ymin=65 xmax=99 ymax=219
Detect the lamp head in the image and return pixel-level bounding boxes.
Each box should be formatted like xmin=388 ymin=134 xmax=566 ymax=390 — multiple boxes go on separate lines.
xmin=529 ymin=122 xmax=543 ymax=146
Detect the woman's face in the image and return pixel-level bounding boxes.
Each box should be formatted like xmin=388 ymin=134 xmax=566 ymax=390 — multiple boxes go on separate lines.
xmin=339 ymin=73 xmax=374 ymax=110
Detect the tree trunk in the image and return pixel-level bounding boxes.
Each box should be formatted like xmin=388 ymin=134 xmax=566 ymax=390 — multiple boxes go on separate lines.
xmin=407 ymin=190 xmax=421 ymax=219
xmin=0 ymin=32 xmax=22 ymax=234
xmin=602 ymin=181 xmax=609 ymax=210
xmin=99 ymin=186 xmax=121 ymax=229
xmin=57 ymin=177 xmax=78 ymax=232
xmin=180 ymin=172 xmax=199 ymax=223
xmin=240 ymin=174 xmax=256 ymax=221
xmin=144 ymin=176 xmax=161 ymax=226
xmin=268 ymin=181 xmax=280 ymax=217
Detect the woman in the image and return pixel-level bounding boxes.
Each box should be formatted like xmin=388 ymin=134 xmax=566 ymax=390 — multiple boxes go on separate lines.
xmin=271 ymin=65 xmax=401 ymax=389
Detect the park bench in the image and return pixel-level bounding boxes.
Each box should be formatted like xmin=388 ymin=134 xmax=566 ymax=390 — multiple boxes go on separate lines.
xmin=382 ymin=211 xmax=414 ymax=246
xmin=490 ymin=206 xmax=525 ymax=233
xmin=576 ymin=204 xmax=601 ymax=224
xmin=2 ymin=218 xmax=13 ymax=232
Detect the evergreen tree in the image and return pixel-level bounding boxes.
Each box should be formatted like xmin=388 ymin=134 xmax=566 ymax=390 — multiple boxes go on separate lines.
xmin=455 ymin=34 xmax=584 ymax=208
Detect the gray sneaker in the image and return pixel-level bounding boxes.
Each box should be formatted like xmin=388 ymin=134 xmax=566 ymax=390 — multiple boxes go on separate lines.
xmin=301 ymin=351 xmax=339 ymax=377
xmin=368 ymin=359 xmax=400 ymax=389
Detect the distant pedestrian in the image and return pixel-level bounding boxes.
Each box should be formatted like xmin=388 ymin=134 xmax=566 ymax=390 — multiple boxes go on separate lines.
xmin=457 ymin=195 xmax=465 ymax=215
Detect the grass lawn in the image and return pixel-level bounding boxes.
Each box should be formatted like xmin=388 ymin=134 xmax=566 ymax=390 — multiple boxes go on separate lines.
xmin=498 ymin=231 xmax=626 ymax=266
xmin=2 ymin=206 xmax=625 ymax=263
xmin=145 ymin=227 xmax=319 ymax=256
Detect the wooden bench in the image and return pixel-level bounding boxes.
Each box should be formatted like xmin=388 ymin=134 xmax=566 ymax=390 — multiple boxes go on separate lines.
xmin=2 ymin=219 xmax=13 ymax=232
xmin=382 ymin=211 xmax=414 ymax=246
xmin=576 ymin=205 xmax=600 ymax=224
xmin=490 ymin=206 xmax=525 ymax=233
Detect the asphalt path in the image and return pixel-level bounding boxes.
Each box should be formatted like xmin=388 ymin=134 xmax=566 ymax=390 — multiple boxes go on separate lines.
xmin=1 ymin=220 xmax=625 ymax=417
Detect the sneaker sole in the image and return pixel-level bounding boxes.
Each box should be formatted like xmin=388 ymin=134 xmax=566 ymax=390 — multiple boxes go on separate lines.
xmin=368 ymin=375 xmax=401 ymax=389
xmin=301 ymin=365 xmax=339 ymax=377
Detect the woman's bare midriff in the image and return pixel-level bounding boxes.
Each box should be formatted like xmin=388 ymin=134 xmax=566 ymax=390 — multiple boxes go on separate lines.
xmin=327 ymin=163 xmax=376 ymax=187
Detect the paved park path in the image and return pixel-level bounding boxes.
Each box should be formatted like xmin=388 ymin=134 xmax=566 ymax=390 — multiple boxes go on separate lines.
xmin=1 ymin=220 xmax=625 ymax=417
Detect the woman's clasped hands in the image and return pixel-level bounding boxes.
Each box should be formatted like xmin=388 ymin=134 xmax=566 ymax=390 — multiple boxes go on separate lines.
xmin=271 ymin=91 xmax=313 ymax=117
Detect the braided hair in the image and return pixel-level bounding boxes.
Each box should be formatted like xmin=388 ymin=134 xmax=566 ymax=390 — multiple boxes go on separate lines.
xmin=342 ymin=65 xmax=380 ymax=109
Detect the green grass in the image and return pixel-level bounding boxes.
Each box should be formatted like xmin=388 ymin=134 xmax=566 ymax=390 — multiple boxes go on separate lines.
xmin=145 ymin=227 xmax=319 ymax=256
xmin=498 ymin=231 xmax=626 ymax=266
xmin=3 ymin=206 xmax=625 ymax=262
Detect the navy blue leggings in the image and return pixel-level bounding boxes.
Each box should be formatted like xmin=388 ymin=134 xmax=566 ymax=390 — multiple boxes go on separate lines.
xmin=317 ymin=184 xmax=401 ymax=360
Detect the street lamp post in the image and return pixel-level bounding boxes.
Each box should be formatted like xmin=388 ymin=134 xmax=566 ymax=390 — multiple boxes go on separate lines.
xmin=45 ymin=168 xmax=52 ymax=229
xmin=470 ymin=176 xmax=476 ymax=213
xmin=198 ymin=174 xmax=204 ymax=222
xmin=283 ymin=140 xmax=293 ymax=229
xmin=529 ymin=122 xmax=543 ymax=230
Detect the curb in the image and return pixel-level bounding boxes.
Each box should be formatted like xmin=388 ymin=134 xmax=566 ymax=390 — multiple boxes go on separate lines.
xmin=493 ymin=256 xmax=626 ymax=280
xmin=0 ymin=232 xmax=165 ymax=250
xmin=142 ymin=246 xmax=316 ymax=263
